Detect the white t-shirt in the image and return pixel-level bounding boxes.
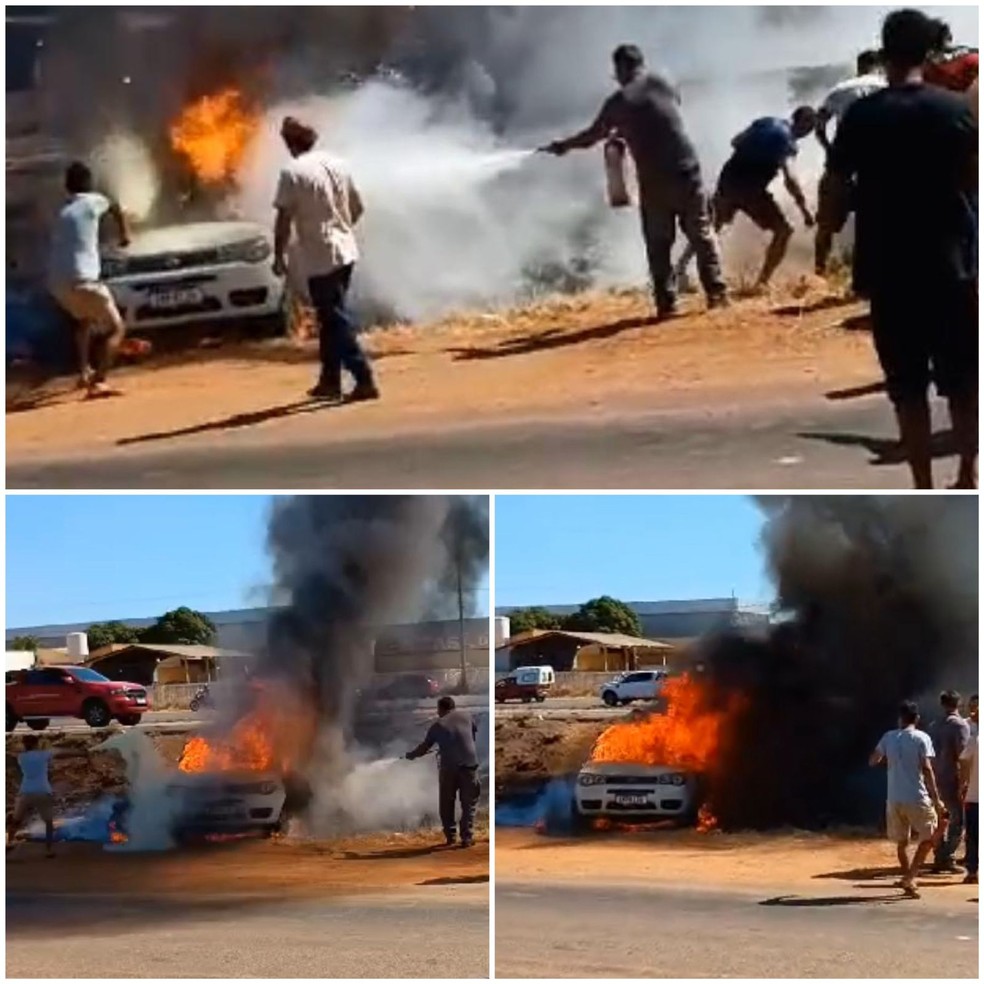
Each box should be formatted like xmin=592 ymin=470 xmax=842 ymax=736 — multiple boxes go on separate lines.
xmin=18 ymin=750 xmax=53 ymax=795
xmin=274 ymin=150 xmax=362 ymax=280
xmin=820 ymin=73 xmax=887 ymax=123
xmin=961 ymin=732 xmax=978 ymax=804
xmin=48 ymin=192 xmax=111 ymax=287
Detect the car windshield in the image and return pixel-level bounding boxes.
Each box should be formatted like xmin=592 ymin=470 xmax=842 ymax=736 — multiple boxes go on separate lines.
xmin=63 ymin=667 xmax=111 ymax=683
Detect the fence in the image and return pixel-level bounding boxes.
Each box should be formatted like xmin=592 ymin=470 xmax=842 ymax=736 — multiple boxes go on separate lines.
xmin=152 ymin=667 xmax=492 ymax=710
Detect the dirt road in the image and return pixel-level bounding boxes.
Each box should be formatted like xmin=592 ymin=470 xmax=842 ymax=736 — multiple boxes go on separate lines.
xmin=495 ymin=830 xmax=978 ymax=978
xmin=6 ymin=833 xmax=489 ymax=978
xmin=9 ymin=285 xmax=933 ymax=490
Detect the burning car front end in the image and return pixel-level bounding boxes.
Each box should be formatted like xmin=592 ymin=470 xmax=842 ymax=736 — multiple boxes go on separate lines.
xmin=573 ymin=761 xmax=701 ymax=827
xmin=101 ymin=221 xmax=285 ymax=332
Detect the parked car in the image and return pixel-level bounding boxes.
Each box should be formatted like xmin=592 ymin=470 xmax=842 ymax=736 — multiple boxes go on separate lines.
xmin=6 ymin=665 xmax=151 ymax=731
xmin=495 ymin=665 xmax=555 ymax=703
xmin=374 ymin=674 xmax=441 ymax=700
xmin=573 ymin=760 xmax=701 ymax=830
xmin=100 ymin=220 xmax=286 ymax=333
xmin=599 ymin=669 xmax=667 ymax=707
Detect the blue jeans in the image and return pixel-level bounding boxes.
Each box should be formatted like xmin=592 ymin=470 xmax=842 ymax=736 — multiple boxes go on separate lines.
xmin=308 ymin=265 xmax=372 ymax=390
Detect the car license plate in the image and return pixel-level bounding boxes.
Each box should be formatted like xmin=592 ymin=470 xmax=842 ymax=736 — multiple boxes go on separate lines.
xmin=149 ymin=287 xmax=203 ymax=310
xmin=206 ymin=804 xmax=245 ymax=820
xmin=614 ymin=794 xmax=648 ymax=807
xmin=134 ymin=697 xmax=146 ymax=705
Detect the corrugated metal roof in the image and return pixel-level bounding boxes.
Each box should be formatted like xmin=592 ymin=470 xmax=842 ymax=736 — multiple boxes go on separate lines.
xmin=88 ymin=644 xmax=250 ymax=661
xmin=508 ymin=630 xmax=672 ymax=650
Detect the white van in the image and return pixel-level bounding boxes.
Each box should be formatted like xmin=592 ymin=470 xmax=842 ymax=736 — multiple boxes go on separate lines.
xmin=495 ymin=665 xmax=555 ymax=703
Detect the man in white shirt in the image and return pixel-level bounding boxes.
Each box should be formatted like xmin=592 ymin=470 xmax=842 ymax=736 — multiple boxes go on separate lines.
xmin=814 ymin=50 xmax=887 ymax=275
xmin=6 ymin=734 xmax=58 ymax=858
xmin=273 ymin=117 xmax=379 ymax=403
xmin=48 ymin=161 xmax=130 ymax=397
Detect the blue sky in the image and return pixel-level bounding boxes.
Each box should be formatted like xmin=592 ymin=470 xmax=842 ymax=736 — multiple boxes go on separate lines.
xmin=5 ymin=496 xmax=490 ymax=629
xmin=494 ymin=496 xmax=770 ymax=608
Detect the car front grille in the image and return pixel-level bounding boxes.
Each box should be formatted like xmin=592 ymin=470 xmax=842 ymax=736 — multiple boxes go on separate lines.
xmin=124 ymin=688 xmax=147 ymax=700
xmin=124 ymin=248 xmax=221 ymax=275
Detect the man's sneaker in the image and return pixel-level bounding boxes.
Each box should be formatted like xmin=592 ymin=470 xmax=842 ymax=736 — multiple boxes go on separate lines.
xmin=707 ymin=294 xmax=731 ymax=311
xmin=346 ymin=381 xmax=381 ymax=403
xmin=932 ymin=861 xmax=963 ymax=874
xmin=963 ymin=872 xmax=978 ymax=885
xmin=444 ymin=834 xmax=456 ymax=847
xmin=459 ymin=839 xmax=474 ymax=849
xmin=308 ymin=383 xmax=342 ymax=402
xmin=655 ymin=306 xmax=681 ymax=323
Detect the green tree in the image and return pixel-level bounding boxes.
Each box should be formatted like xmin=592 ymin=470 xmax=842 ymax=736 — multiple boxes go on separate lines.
xmin=8 ymin=635 xmax=39 ymax=652
xmin=139 ymin=607 xmax=216 ymax=646
xmin=508 ymin=607 xmax=561 ymax=635
xmin=86 ymin=621 xmax=141 ymax=650
xmin=563 ymin=596 xmax=642 ymax=637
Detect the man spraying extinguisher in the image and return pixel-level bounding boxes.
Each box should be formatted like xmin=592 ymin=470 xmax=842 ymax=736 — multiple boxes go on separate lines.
xmin=540 ymin=44 xmax=728 ymax=320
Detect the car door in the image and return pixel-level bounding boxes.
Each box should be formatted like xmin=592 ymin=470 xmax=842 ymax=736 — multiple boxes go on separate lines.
xmin=621 ymin=672 xmax=647 ymax=700
xmin=39 ymin=668 xmax=76 ymax=716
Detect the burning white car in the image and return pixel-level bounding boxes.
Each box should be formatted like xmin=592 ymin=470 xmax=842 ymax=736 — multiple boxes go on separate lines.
xmin=573 ymin=761 xmax=700 ymax=830
xmin=165 ymin=771 xmax=287 ymax=837
xmin=100 ymin=220 xmax=286 ymax=333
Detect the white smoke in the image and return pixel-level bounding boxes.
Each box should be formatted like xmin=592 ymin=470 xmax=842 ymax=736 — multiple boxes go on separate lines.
xmin=90 ymin=130 xmax=161 ymax=223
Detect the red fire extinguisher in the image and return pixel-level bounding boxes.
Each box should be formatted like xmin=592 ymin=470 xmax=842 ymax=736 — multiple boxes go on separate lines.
xmin=604 ymin=136 xmax=632 ymax=208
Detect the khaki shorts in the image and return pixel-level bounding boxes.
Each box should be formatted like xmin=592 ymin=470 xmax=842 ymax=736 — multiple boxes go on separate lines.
xmin=886 ymin=801 xmax=937 ymax=842
xmin=51 ymin=282 xmax=125 ymax=337
xmin=13 ymin=792 xmax=55 ymax=824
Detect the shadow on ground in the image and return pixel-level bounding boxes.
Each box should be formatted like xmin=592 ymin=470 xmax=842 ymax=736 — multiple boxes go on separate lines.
xmin=760 ymin=893 xmax=904 ymax=907
xmin=447 ymin=316 xmax=657 ymax=361
xmin=418 ymin=874 xmax=490 ymax=886
xmin=797 ymin=428 xmax=956 ymax=467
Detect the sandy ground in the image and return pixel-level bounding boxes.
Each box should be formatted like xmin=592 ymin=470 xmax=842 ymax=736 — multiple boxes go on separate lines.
xmin=495 ymin=715 xmax=607 ymax=791
xmin=495 ymin=827 xmax=972 ymax=906
xmin=6 ymin=829 xmax=489 ymax=898
xmin=7 ymin=281 xmax=877 ymax=459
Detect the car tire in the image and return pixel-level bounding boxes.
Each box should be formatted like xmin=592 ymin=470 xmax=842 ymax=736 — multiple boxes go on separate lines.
xmin=82 ymin=699 xmax=111 ymax=728
xmin=6 ymin=707 xmax=18 ymax=733
xmin=117 ymin=714 xmax=142 ymax=726
xmin=602 ymin=690 xmax=618 ymax=707
xmin=26 ymin=718 xmax=50 ymax=731
xmin=535 ymin=695 xmax=546 ymax=703
xmin=189 ymin=698 xmax=200 ymax=712
xmin=522 ymin=695 xmax=532 ymax=703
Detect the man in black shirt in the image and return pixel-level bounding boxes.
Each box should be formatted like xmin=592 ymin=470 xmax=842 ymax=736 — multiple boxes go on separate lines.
xmin=406 ymin=695 xmax=480 ymax=847
xmin=828 ymin=8 xmax=978 ymax=489
xmin=541 ymin=44 xmax=728 ymax=319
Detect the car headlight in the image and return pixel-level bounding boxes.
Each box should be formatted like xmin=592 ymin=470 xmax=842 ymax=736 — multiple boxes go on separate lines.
xmin=100 ymin=255 xmax=128 ymax=279
xmin=109 ymin=687 xmax=127 ymax=696
xmin=258 ymin=782 xmax=277 ymax=795
xmin=218 ymin=237 xmax=271 ymax=264
xmin=578 ymin=773 xmax=606 ymax=786
xmin=670 ymin=773 xmax=686 ymax=786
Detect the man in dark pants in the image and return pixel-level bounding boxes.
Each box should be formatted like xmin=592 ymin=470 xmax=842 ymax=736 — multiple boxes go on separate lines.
xmin=930 ymin=689 xmax=970 ymax=872
xmin=959 ymin=697 xmax=978 ymax=885
xmin=406 ymin=696 xmax=480 ymax=848
xmin=273 ymin=116 xmax=379 ymax=403
xmin=827 ymin=8 xmax=978 ymax=489
xmin=676 ymin=107 xmax=816 ymax=291
xmin=541 ymin=44 xmax=727 ymax=319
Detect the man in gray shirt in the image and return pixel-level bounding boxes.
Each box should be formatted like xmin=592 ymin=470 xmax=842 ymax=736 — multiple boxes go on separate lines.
xmin=930 ymin=690 xmax=970 ymax=872
xmin=870 ymin=700 xmax=945 ymax=897
xmin=406 ymin=696 xmax=480 ymax=847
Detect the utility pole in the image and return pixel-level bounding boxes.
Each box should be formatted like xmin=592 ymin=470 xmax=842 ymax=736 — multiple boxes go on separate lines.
xmin=457 ymin=542 xmax=468 ymax=693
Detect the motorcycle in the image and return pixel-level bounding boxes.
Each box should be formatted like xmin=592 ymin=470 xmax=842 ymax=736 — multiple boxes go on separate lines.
xmin=189 ymin=684 xmax=214 ymax=712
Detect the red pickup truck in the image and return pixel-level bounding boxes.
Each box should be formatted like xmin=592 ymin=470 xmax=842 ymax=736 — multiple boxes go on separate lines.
xmin=6 ymin=666 xmax=151 ymax=732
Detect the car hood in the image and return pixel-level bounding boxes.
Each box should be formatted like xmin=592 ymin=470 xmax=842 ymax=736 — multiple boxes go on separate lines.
xmin=579 ymin=761 xmax=687 ymax=778
xmin=109 ymin=221 xmax=268 ymax=257
xmin=89 ymin=679 xmax=145 ymax=691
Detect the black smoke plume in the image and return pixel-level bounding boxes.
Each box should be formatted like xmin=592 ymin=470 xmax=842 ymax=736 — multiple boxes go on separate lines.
xmin=700 ymin=496 xmax=977 ymax=830
xmin=259 ymin=494 xmax=488 ymax=741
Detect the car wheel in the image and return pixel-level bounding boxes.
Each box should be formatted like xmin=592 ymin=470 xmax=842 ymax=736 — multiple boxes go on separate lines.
xmin=522 ymin=695 xmax=532 ymax=703
xmin=83 ymin=699 xmax=111 ymax=728
xmin=189 ymin=698 xmax=200 ymax=712
xmin=602 ymin=690 xmax=618 ymax=707
xmin=117 ymin=714 xmax=142 ymax=726
xmin=535 ymin=695 xmax=546 ymax=703
xmin=26 ymin=718 xmax=50 ymax=731
xmin=6 ymin=707 xmax=18 ymax=733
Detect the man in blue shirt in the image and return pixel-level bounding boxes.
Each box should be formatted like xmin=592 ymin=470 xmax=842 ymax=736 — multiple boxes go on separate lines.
xmin=676 ymin=107 xmax=816 ymax=291
xmin=870 ymin=700 xmax=946 ymax=898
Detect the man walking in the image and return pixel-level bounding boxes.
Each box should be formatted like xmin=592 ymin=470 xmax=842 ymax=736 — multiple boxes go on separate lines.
xmin=930 ymin=689 xmax=970 ymax=872
xmin=676 ymin=107 xmax=816 ymax=292
xmin=869 ymin=700 xmax=946 ymax=898
xmin=959 ymin=714 xmax=978 ymax=885
xmin=814 ymin=50 xmax=886 ymax=274
xmin=273 ymin=116 xmax=379 ymax=403
xmin=406 ymin=696 xmax=480 ymax=848
xmin=827 ymin=8 xmax=978 ymax=489
xmin=541 ymin=44 xmax=728 ymax=319
xmin=48 ymin=161 xmax=130 ymax=398
xmin=6 ymin=735 xmax=58 ymax=858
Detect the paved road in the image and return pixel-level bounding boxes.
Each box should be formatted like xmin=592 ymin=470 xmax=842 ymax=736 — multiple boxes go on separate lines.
xmin=7 ymin=886 xmax=488 ymax=978
xmin=496 ymin=696 xmax=653 ymax=719
xmin=6 ymin=394 xmax=947 ymax=489
xmin=496 ymin=880 xmax=978 ymax=978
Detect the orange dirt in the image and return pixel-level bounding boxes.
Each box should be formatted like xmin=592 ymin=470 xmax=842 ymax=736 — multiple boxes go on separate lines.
xmin=6 ymin=830 xmax=489 ymax=898
xmin=6 ymin=281 xmax=876 ymax=459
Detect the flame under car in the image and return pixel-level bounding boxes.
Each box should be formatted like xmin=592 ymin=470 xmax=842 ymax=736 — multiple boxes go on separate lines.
xmin=573 ymin=761 xmax=702 ymax=831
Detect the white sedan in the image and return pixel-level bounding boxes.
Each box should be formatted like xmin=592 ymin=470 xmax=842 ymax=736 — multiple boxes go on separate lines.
xmin=573 ymin=760 xmax=700 ymax=829
xmin=101 ymin=220 xmax=286 ymax=332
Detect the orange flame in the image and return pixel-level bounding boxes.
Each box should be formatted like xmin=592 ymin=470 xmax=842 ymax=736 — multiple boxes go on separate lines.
xmin=590 ymin=674 xmax=745 ymax=832
xmin=169 ymin=88 xmax=259 ymax=184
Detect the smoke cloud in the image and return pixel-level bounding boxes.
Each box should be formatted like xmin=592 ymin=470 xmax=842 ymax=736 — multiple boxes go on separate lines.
xmin=700 ymin=495 xmax=978 ymax=829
